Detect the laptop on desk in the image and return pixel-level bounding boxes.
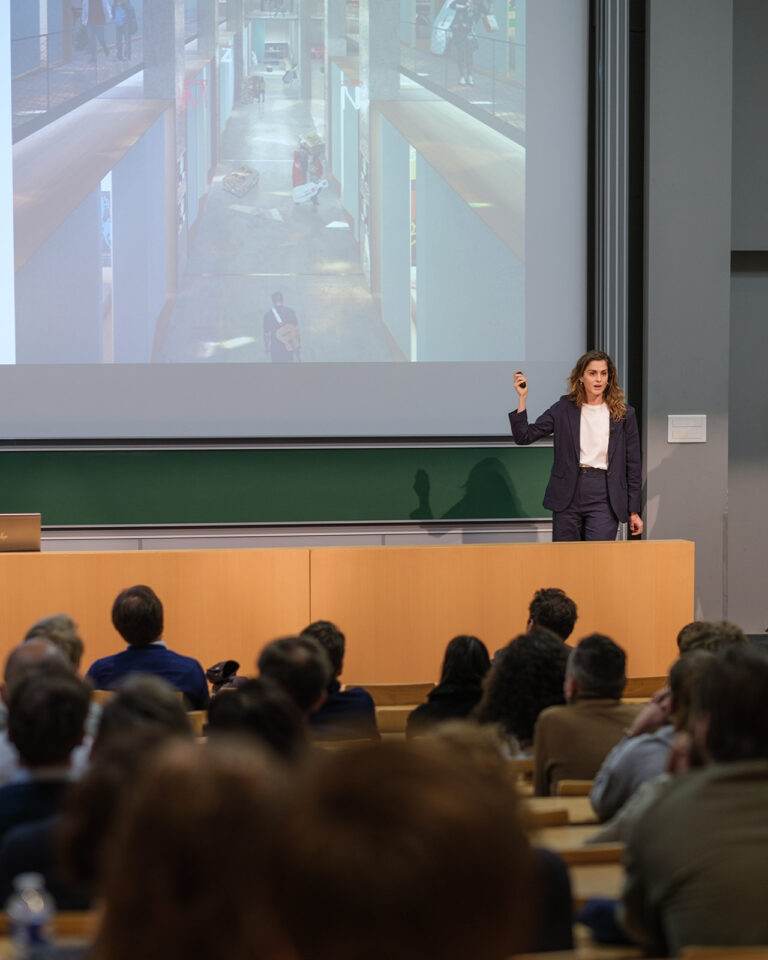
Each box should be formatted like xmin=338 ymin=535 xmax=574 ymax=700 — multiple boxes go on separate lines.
xmin=0 ymin=514 xmax=41 ymax=552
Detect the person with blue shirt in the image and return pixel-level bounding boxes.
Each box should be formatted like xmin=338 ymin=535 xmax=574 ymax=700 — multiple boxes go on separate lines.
xmin=86 ymin=585 xmax=209 ymax=709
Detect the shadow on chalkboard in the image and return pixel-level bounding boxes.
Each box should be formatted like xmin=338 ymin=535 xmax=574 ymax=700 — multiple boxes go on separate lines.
xmin=410 ymin=457 xmax=523 ymax=522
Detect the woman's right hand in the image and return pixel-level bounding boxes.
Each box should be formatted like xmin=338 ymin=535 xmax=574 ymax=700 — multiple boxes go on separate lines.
xmin=513 ymin=371 xmax=528 ymax=397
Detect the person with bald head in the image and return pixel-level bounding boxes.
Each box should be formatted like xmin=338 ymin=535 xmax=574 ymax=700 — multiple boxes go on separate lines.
xmin=0 ymin=641 xmax=92 ymax=786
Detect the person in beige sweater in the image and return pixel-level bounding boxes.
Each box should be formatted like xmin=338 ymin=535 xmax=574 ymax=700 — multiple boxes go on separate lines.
xmin=533 ymin=633 xmax=640 ymax=796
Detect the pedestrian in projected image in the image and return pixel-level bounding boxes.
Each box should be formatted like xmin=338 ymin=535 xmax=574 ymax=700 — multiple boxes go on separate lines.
xmin=82 ymin=0 xmax=111 ymax=62
xmin=449 ymin=0 xmax=489 ymax=86
xmin=263 ymin=292 xmax=301 ymax=363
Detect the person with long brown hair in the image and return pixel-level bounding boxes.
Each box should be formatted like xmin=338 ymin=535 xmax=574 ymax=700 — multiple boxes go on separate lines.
xmin=89 ymin=740 xmax=290 ymax=960
xmin=510 ymin=350 xmax=642 ymax=541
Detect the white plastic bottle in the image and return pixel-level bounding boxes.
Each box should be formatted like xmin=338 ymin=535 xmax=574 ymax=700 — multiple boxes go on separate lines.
xmin=5 ymin=872 xmax=55 ymax=956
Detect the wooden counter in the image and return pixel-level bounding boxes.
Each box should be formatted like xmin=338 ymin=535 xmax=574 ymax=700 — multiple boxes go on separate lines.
xmin=0 ymin=540 xmax=693 ymax=680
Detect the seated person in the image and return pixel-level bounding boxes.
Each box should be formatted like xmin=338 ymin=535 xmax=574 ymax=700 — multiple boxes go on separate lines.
xmin=89 ymin=740 xmax=289 ymax=960
xmin=272 ymin=739 xmax=540 ymax=960
xmin=476 ymin=629 xmax=569 ymax=754
xmin=0 ymin=664 xmax=90 ymax=846
xmin=0 ymin=640 xmax=91 ymax=786
xmin=301 ymin=621 xmax=379 ymax=741
xmin=407 ymin=635 xmax=490 ymax=738
xmin=493 ymin=587 xmax=578 ymax=662
xmin=590 ymin=649 xmax=714 ymax=820
xmin=533 ymin=633 xmax=640 ymax=795
xmin=24 ymin=612 xmax=101 ymax=737
xmin=621 ymin=644 xmax=768 ymax=955
xmin=86 ymin=585 xmax=209 ymax=709
xmin=207 ymin=677 xmax=308 ymax=761
xmin=256 ymin=635 xmax=331 ymax=719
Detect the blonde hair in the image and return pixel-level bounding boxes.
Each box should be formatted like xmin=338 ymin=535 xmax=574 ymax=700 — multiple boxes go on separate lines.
xmin=567 ymin=350 xmax=627 ymax=421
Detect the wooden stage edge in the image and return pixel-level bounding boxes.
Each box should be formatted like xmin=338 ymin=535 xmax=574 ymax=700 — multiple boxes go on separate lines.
xmin=0 ymin=540 xmax=694 ymax=684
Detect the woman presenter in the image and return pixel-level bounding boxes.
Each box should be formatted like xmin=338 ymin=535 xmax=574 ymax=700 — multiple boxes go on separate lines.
xmin=509 ymin=350 xmax=643 ymax=542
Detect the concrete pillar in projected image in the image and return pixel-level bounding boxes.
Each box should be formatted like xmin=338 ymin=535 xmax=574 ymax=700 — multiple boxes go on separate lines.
xmin=0 ymin=2 xmax=15 ymax=363
xmin=199 ymin=0 xmax=216 ymax=58
xmin=198 ymin=0 xmax=218 ymax=169
xmin=227 ymin=0 xmax=245 ymax=102
xmin=298 ymin=0 xmax=312 ymax=101
xmin=325 ymin=0 xmax=346 ymax=169
xmin=358 ymin=0 xmax=400 ymax=284
xmin=142 ymin=0 xmax=186 ymax=293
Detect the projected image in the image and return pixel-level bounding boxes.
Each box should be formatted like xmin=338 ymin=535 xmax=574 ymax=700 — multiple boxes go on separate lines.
xmin=6 ymin=0 xmax=587 ymax=437
xmin=11 ymin=0 xmax=528 ymax=366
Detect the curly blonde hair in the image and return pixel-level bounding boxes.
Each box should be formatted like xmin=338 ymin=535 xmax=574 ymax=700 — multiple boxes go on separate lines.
xmin=567 ymin=350 xmax=627 ymax=421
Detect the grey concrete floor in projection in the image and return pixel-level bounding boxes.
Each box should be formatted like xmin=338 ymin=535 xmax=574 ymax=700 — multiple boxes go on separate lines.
xmin=156 ymin=65 xmax=398 ymax=364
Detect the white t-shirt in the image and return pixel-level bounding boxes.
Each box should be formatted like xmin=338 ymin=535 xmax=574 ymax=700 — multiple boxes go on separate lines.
xmin=579 ymin=403 xmax=610 ymax=469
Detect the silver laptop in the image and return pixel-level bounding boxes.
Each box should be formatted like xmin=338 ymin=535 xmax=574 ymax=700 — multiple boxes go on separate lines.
xmin=0 ymin=514 xmax=41 ymax=552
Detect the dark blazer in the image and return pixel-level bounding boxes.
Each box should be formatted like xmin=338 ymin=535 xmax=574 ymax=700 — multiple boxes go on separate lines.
xmin=509 ymin=396 xmax=642 ymax=522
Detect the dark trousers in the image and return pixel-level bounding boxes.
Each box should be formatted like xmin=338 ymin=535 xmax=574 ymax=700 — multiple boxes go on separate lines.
xmin=552 ymin=467 xmax=619 ymax=542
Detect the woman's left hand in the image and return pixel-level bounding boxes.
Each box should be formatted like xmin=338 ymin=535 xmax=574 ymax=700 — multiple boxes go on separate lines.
xmin=629 ymin=513 xmax=643 ymax=536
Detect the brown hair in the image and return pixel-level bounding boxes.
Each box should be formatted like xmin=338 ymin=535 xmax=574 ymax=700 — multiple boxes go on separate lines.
xmin=90 ymin=740 xmax=288 ymax=960
xmin=272 ymin=740 xmax=533 ymax=960
xmin=567 ymin=350 xmax=627 ymax=421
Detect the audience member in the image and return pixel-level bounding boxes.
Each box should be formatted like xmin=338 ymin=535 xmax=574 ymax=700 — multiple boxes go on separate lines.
xmin=301 ymin=620 xmax=379 ymax=741
xmin=57 ymin=726 xmax=193 ymax=904
xmin=590 ymin=649 xmax=716 ymax=820
xmin=24 ymin=613 xmax=102 ymax=737
xmin=406 ymin=635 xmax=490 ymax=737
xmin=256 ymin=635 xmax=331 ymax=717
xmin=0 ymin=667 xmax=90 ymax=844
xmin=24 ymin=613 xmax=84 ymax=671
xmin=476 ymin=629 xmax=569 ymax=753
xmin=207 ymin=677 xmax=308 ymax=761
xmin=92 ymin=674 xmax=192 ymax=755
xmin=528 ymin=587 xmax=578 ymax=643
xmin=421 ymin=720 xmax=574 ymax=953
xmin=90 ymin=740 xmax=288 ymax=960
xmin=587 ymin=648 xmax=715 ymax=843
xmin=85 ymin=585 xmax=209 ymax=709
xmin=0 ymin=641 xmax=90 ymax=785
xmin=620 ymin=645 xmax=768 ymax=954
xmin=676 ymin=619 xmax=748 ymax=654
xmin=272 ymin=740 xmax=534 ymax=960
xmin=533 ymin=633 xmax=639 ymax=795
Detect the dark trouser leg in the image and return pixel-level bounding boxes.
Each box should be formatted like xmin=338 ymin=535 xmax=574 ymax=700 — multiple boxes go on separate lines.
xmin=552 ymin=469 xmax=619 ymax=542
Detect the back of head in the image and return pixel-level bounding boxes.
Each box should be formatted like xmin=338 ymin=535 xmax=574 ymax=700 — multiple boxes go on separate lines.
xmin=301 ymin=620 xmax=345 ymax=681
xmin=677 ymin=619 xmax=748 ymax=654
xmin=8 ymin=665 xmax=91 ymax=768
xmin=257 ymin=635 xmax=332 ymax=714
xmin=207 ymin=677 xmax=308 ymax=761
xmin=695 ymin=644 xmax=768 ymax=763
xmin=58 ymin=726 xmax=185 ymax=895
xmin=476 ymin=629 xmax=568 ymax=744
xmin=439 ymin=635 xmax=490 ymax=687
xmin=93 ymin=674 xmax=192 ymax=756
xmin=273 ymin=740 xmax=531 ymax=960
xmin=91 ymin=740 xmax=286 ymax=960
xmin=568 ymin=633 xmax=626 ymax=700
xmin=668 ymin=649 xmax=715 ymax=733
xmin=24 ymin=613 xmax=84 ymax=671
xmin=111 ymin=584 xmax=163 ymax=647
xmin=528 ymin=588 xmax=578 ymax=641
xmin=4 ymin=638 xmax=70 ymax=697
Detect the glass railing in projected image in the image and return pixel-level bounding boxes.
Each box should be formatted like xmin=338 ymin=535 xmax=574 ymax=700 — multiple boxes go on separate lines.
xmin=11 ymin=16 xmax=203 ymax=143
xmin=399 ymin=19 xmax=525 ymax=138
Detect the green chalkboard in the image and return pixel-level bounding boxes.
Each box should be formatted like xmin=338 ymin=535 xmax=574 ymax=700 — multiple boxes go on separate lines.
xmin=0 ymin=446 xmax=554 ymax=526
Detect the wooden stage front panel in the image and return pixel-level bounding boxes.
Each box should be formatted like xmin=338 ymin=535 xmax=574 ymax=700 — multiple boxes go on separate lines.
xmin=310 ymin=541 xmax=694 ymax=683
xmin=0 ymin=541 xmax=693 ymax=683
xmin=0 ymin=549 xmax=310 ymax=675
